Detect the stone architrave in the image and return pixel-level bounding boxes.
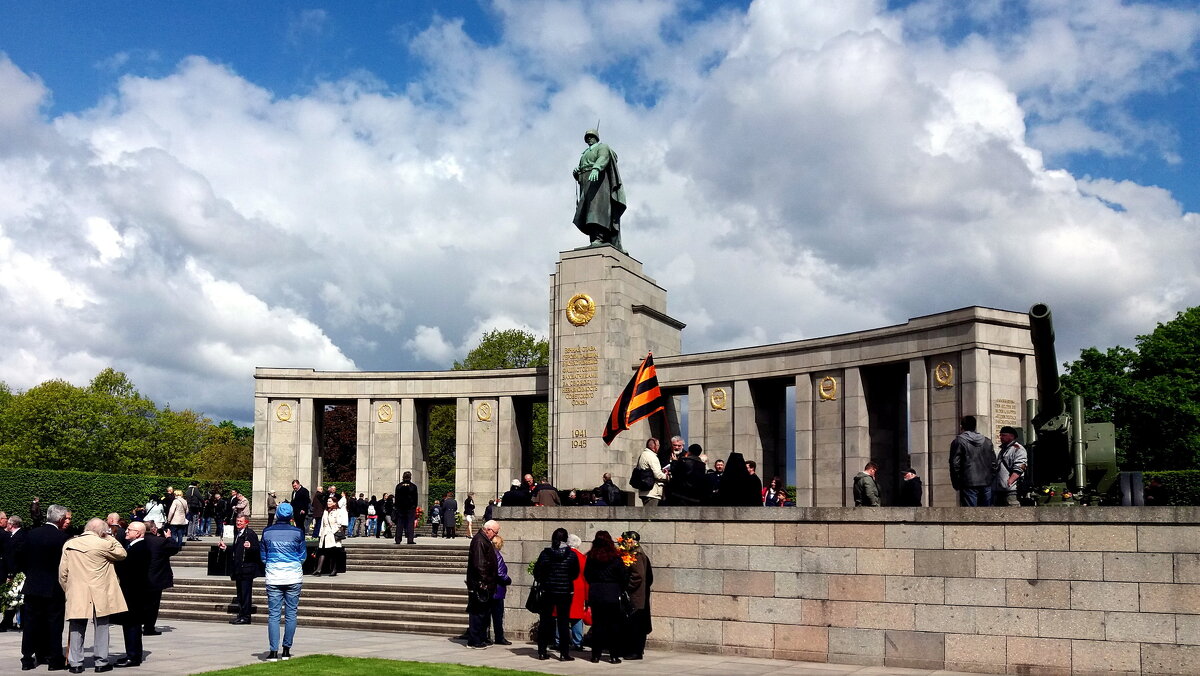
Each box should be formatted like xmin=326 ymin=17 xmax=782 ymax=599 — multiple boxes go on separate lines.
xmin=548 ymin=246 xmax=682 ymax=492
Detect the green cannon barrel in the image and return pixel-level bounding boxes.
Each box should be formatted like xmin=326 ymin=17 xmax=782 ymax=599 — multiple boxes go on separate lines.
xmin=1029 ymin=303 xmax=1065 ymax=424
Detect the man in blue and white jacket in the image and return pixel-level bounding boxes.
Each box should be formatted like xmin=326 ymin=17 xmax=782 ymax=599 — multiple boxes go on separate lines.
xmin=260 ymin=502 xmax=306 ymax=662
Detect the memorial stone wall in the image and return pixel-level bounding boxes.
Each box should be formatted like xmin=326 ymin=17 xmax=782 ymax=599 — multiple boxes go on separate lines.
xmin=497 ymin=506 xmax=1200 ymax=675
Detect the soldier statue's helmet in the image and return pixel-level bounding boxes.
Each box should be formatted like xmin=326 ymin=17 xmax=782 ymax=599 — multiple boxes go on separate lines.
xmin=584 ymin=129 xmax=600 ymax=142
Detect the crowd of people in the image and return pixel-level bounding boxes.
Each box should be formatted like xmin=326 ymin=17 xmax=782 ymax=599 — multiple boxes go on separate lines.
xmin=131 ymin=482 xmax=249 ymax=543
xmin=464 ymin=518 xmax=654 ymax=663
xmin=0 ymin=502 xmax=182 ymax=671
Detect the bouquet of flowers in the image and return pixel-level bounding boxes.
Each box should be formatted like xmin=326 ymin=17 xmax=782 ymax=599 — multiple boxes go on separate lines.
xmin=615 ymin=535 xmax=639 ymax=567
xmin=415 ymin=506 xmax=424 ymax=527
xmin=0 ymin=573 xmax=25 ymax=613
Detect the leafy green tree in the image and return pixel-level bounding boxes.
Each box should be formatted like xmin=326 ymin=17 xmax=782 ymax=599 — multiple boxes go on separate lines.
xmin=191 ymin=422 xmax=253 ymax=480
xmin=453 ymin=329 xmax=549 ymax=370
xmin=0 ymin=379 xmax=98 ymax=470
xmin=1063 ymin=306 xmax=1200 ymax=470
xmin=0 ymin=368 xmax=222 ymax=476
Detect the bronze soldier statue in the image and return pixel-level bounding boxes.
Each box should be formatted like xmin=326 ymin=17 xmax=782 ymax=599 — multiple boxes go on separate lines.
xmin=573 ymin=129 xmax=627 ymax=253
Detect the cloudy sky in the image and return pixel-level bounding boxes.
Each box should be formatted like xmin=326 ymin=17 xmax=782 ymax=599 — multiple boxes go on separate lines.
xmin=1 ymin=0 xmax=1197 ymax=424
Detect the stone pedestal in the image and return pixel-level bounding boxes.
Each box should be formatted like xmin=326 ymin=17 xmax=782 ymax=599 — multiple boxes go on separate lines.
xmin=547 ymin=246 xmax=683 ymax=491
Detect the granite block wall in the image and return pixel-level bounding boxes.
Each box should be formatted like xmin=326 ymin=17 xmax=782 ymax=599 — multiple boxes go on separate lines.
xmin=496 ymin=506 xmax=1200 ymax=675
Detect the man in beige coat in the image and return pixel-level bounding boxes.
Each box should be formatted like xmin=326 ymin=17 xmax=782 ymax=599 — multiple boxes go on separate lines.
xmin=60 ymin=518 xmax=128 ymax=673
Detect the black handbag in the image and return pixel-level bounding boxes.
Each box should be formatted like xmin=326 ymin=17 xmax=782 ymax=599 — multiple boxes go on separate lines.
xmin=334 ymin=525 xmax=347 ymax=542
xmin=525 ymin=582 xmax=546 ymax=613
xmin=618 ymin=591 xmax=636 ymax=618
xmin=629 ymin=465 xmax=655 ymax=491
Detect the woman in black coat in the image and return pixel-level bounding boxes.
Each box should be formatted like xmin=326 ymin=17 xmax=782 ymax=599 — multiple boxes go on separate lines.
xmin=532 ymin=527 xmax=580 ymax=661
xmin=584 ymin=530 xmax=629 ymax=664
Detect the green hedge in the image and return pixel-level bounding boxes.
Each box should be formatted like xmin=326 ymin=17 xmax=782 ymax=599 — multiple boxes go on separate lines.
xmin=427 ymin=479 xmax=455 ymax=508
xmin=1144 ymin=470 xmax=1200 ymax=506
xmin=0 ymin=467 xmax=251 ymax=523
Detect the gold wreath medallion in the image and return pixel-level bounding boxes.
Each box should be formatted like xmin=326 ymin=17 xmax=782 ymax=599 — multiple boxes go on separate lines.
xmin=709 ymin=387 xmax=728 ymax=410
xmin=275 ymin=403 xmax=293 ymax=422
xmin=476 ymin=402 xmax=493 ymax=422
xmin=934 ymin=361 xmax=955 ymax=388
xmin=377 ymin=403 xmax=394 ymax=423
xmin=818 ymin=376 xmax=838 ymax=401
xmin=565 ymin=293 xmax=596 ymax=326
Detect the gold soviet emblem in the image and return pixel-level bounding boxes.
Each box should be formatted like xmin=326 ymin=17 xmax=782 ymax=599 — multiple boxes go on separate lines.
xmin=818 ymin=377 xmax=838 ymax=401
xmin=377 ymin=403 xmax=394 ymax=423
xmin=565 ymin=293 xmax=596 ymax=326
xmin=275 ymin=403 xmax=293 ymax=422
xmin=709 ymin=387 xmax=728 ymax=410
xmin=934 ymin=361 xmax=955 ymax=388
xmin=476 ymin=402 xmax=493 ymax=422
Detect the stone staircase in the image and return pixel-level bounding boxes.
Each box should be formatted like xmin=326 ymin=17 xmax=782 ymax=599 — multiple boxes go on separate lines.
xmin=170 ymin=539 xmax=469 ymax=575
xmin=160 ymin=578 xmax=467 ymax=635
xmin=160 ymin=538 xmax=470 ymax=636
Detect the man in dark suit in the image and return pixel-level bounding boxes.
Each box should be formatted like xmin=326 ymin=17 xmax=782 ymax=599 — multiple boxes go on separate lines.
xmin=114 ymin=521 xmax=149 ymax=668
xmin=393 ymin=471 xmax=419 ymax=545
xmin=105 ymin=513 xmax=126 ymax=545
xmin=15 ymin=504 xmax=72 ymax=671
xmin=220 ymin=515 xmax=261 ymax=624
xmin=131 ymin=523 xmax=181 ymax=635
xmin=28 ymin=497 xmax=43 ymax=527
xmin=0 ymin=513 xmax=10 ymax=583
xmin=289 ymin=480 xmax=311 ymax=534
xmin=0 ymin=514 xmax=23 ymax=632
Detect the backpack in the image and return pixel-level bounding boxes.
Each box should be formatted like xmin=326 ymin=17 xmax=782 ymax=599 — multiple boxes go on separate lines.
xmin=630 ymin=464 xmax=655 ymax=491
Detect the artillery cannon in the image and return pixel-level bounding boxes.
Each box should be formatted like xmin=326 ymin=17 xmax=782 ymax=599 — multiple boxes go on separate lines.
xmin=1024 ymin=303 xmax=1119 ymax=504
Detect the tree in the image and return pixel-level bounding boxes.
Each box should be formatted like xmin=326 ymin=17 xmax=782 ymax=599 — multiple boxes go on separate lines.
xmin=454 ymin=329 xmax=549 ymax=370
xmin=191 ymin=422 xmax=253 ymax=480
xmin=0 ymin=368 xmax=223 ymax=476
xmin=1063 ymin=306 xmax=1200 ymax=470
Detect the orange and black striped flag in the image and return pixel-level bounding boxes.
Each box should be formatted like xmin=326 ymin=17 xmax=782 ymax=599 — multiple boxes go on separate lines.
xmin=602 ymin=352 xmax=665 ymax=445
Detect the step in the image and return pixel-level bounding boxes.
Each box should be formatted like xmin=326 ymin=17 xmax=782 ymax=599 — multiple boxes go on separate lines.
xmin=155 ymin=607 xmax=465 ymax=636
xmin=159 ymin=579 xmax=469 ymax=636
xmin=160 ymin=597 xmax=465 ymax=621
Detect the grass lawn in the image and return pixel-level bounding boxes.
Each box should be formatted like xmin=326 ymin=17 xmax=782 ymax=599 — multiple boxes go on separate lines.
xmin=197 ymin=655 xmax=551 ymax=676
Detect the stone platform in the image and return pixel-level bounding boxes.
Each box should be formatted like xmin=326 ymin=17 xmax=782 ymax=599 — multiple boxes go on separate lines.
xmin=496 ymin=505 xmax=1200 ymax=675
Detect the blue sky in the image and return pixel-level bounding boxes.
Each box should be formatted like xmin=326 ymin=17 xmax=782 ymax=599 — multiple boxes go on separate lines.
xmin=0 ymin=0 xmax=1197 ymax=424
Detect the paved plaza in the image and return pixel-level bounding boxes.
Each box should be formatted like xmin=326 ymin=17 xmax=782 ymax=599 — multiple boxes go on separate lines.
xmin=0 ymin=618 xmax=993 ymax=675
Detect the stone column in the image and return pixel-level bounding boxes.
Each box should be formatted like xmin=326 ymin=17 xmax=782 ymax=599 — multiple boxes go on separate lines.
xmin=368 ymin=399 xmax=401 ymax=499
xmin=460 ymin=397 xmax=504 ymax=501
xmin=907 ymin=358 xmax=930 ymax=506
xmin=355 ymin=398 xmax=371 ymax=502
xmin=455 ymin=397 xmax=472 ymax=500
xmin=812 ymin=370 xmax=844 ymax=506
xmin=398 ymin=398 xmax=427 ymax=507
xmin=794 ymin=373 xmax=814 ymax=507
xmin=702 ymin=382 xmax=734 ymax=456
xmin=732 ymin=380 xmax=762 ymax=465
xmin=928 ymin=354 xmax=962 ymax=506
xmin=988 ymin=353 xmax=1024 ymax=442
xmin=255 ymin=397 xmax=317 ymax=518
xmin=842 ymin=367 xmax=870 ymax=505
xmin=960 ymin=348 xmax=991 ymax=435
xmin=547 ymin=247 xmax=682 ymax=492
xmin=496 ymin=396 xmax=523 ymax=500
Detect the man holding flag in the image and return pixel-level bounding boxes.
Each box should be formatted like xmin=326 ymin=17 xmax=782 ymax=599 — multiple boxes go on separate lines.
xmin=603 ymin=353 xmax=671 ymax=506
